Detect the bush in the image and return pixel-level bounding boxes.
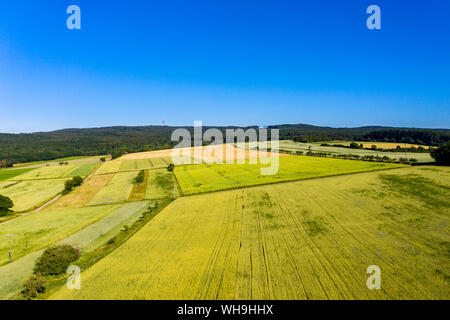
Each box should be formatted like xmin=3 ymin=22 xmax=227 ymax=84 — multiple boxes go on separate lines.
xmin=34 ymin=245 xmax=80 ymax=276
xmin=430 ymin=141 xmax=450 ymax=165
xmin=22 ymin=274 xmax=47 ymax=299
xmin=100 ymin=157 xmax=106 ymax=162
xmin=167 ymin=163 xmax=175 ymax=172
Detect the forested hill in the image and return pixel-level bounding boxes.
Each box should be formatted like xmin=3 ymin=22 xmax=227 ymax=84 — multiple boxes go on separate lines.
xmin=1 ymin=124 xmax=449 ymax=166
xmin=268 ymin=124 xmax=450 ymax=146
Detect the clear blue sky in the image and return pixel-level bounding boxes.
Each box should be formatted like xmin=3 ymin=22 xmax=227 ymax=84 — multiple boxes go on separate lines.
xmin=0 ymin=0 xmax=449 ymax=133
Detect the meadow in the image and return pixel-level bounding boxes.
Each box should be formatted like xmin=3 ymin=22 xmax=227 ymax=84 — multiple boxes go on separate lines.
xmin=49 ymin=174 xmax=114 ymax=209
xmin=0 ymin=179 xmax=66 ymax=212
xmin=145 ymin=169 xmax=178 ymax=200
xmin=95 ymin=157 xmax=172 ymax=175
xmin=237 ymin=140 xmax=434 ymax=163
xmin=51 ymin=166 xmax=450 ymax=300
xmin=0 ymin=201 xmax=150 ymax=299
xmin=0 ymin=168 xmax=36 ymax=181
xmin=325 ymin=141 xmax=431 ymax=149
xmin=174 ymin=156 xmax=403 ymax=195
xmin=12 ymin=155 xmax=109 ymax=169
xmin=87 ymin=171 xmax=138 ymax=205
xmin=10 ymin=163 xmax=98 ymax=180
xmin=0 ymin=204 xmax=121 ymax=266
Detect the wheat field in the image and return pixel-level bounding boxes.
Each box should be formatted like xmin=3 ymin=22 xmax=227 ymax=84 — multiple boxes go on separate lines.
xmin=51 ymin=166 xmax=450 ymax=300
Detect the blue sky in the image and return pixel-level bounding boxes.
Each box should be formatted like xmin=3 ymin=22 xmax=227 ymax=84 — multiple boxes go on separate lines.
xmin=0 ymin=0 xmax=449 ymax=133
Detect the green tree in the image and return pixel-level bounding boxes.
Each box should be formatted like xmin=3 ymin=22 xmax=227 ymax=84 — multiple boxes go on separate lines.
xmin=0 ymin=194 xmax=13 ymax=212
xmin=21 ymin=274 xmax=47 ymax=299
xmin=111 ymin=150 xmax=123 ymax=160
xmin=34 ymin=245 xmax=80 ymax=276
xmin=430 ymin=141 xmax=450 ymax=165
xmin=167 ymin=163 xmax=175 ymax=172
xmin=100 ymin=157 xmax=106 ymax=162
xmin=349 ymin=142 xmax=360 ymax=149
xmin=64 ymin=180 xmax=74 ymax=192
xmin=72 ymin=176 xmax=83 ymax=187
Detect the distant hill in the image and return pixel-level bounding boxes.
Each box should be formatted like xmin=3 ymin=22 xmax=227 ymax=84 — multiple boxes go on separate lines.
xmin=268 ymin=124 xmax=450 ymax=146
xmin=1 ymin=124 xmax=449 ymax=166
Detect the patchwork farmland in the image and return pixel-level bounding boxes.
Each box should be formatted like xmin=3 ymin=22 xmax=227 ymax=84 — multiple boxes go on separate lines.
xmin=236 ymin=140 xmax=435 ymax=163
xmin=51 ymin=166 xmax=450 ymax=300
xmin=0 ymin=145 xmax=448 ymax=300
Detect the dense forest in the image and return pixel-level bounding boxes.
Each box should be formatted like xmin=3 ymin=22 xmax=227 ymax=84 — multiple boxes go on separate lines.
xmin=1 ymin=124 xmax=449 ymax=166
xmin=270 ymin=124 xmax=450 ymax=146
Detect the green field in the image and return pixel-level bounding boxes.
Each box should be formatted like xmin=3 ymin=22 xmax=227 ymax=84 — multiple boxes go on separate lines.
xmin=145 ymin=169 xmax=178 ymax=200
xmin=10 ymin=163 xmax=98 ymax=180
xmin=51 ymin=166 xmax=450 ymax=299
xmin=174 ymin=156 xmax=403 ymax=195
xmin=87 ymin=171 xmax=138 ymax=205
xmin=13 ymin=156 xmax=109 ymax=168
xmin=0 ymin=179 xmax=66 ymax=212
xmin=96 ymin=157 xmax=172 ymax=175
xmin=0 ymin=204 xmax=121 ymax=266
xmin=237 ymin=140 xmax=434 ymax=163
xmin=0 ymin=168 xmax=36 ymax=181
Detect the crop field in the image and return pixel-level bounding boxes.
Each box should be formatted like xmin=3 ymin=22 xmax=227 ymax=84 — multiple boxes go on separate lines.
xmin=0 ymin=201 xmax=149 ymax=299
xmin=95 ymin=157 xmax=172 ymax=175
xmin=0 ymin=204 xmax=121 ymax=266
xmin=49 ymin=174 xmax=114 ymax=209
xmin=174 ymin=155 xmax=403 ymax=195
xmin=145 ymin=169 xmax=178 ymax=200
xmin=10 ymin=163 xmax=98 ymax=180
xmin=122 ymin=145 xmax=284 ymax=163
xmin=325 ymin=141 xmax=431 ymax=149
xmin=128 ymin=171 xmax=149 ymax=201
xmin=51 ymin=165 xmax=450 ymax=300
xmin=0 ymin=168 xmax=36 ymax=181
xmin=237 ymin=141 xmax=434 ymax=163
xmin=12 ymin=155 xmax=109 ymax=168
xmin=87 ymin=171 xmax=138 ymax=205
xmin=0 ymin=179 xmax=66 ymax=212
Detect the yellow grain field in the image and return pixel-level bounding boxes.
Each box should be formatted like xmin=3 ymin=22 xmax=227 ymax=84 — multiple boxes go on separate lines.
xmin=51 ymin=166 xmax=450 ymax=300
xmin=0 ymin=179 xmax=66 ymax=212
xmin=49 ymin=174 xmax=114 ymax=209
xmin=87 ymin=171 xmax=138 ymax=206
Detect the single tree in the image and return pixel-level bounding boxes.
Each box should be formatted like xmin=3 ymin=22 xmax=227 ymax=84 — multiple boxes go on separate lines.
xmin=430 ymin=141 xmax=450 ymax=165
xmin=64 ymin=180 xmax=74 ymax=192
xmin=72 ymin=176 xmax=83 ymax=187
